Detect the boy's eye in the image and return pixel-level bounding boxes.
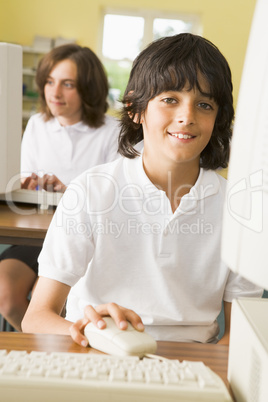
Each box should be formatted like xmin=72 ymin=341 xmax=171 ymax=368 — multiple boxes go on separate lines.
xmin=198 ymin=102 xmax=213 ymax=110
xmin=64 ymin=82 xmax=75 ymax=88
xmin=162 ymin=97 xmax=177 ymax=104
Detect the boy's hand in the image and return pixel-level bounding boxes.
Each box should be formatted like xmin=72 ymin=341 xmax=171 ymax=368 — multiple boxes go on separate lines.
xmin=21 ymin=173 xmax=39 ymax=190
xmin=21 ymin=173 xmax=66 ymax=192
xmin=69 ymin=303 xmax=144 ymax=347
xmin=38 ymin=174 xmax=67 ymax=193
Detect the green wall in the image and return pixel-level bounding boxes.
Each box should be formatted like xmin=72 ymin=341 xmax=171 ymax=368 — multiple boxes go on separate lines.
xmin=0 ymin=0 xmax=257 ymax=106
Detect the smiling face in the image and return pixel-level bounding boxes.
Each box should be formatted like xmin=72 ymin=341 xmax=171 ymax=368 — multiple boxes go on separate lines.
xmin=44 ymin=59 xmax=82 ymax=126
xmin=141 ymin=78 xmax=219 ymax=178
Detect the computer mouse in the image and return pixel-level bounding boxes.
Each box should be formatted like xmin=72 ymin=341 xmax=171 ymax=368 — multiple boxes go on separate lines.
xmin=84 ymin=317 xmax=157 ymax=358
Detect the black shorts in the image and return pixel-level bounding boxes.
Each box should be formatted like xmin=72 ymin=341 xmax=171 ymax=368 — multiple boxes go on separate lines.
xmin=0 ymin=245 xmax=42 ymax=274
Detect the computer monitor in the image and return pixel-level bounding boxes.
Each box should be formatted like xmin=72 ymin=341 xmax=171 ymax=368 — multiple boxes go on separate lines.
xmin=0 ymin=43 xmax=22 ymax=195
xmin=221 ymin=0 xmax=268 ymax=291
xmin=221 ymin=1 xmax=268 ymax=400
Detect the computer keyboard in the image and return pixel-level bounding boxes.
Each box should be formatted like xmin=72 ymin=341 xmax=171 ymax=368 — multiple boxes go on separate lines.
xmin=0 ymin=349 xmax=233 ymax=402
xmin=3 ymin=188 xmax=62 ymax=208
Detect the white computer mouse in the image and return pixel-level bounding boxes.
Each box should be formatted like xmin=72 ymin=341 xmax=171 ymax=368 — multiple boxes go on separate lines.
xmin=84 ymin=317 xmax=157 ymax=358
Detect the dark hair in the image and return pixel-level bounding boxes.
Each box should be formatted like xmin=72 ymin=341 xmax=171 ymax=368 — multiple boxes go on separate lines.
xmin=36 ymin=44 xmax=109 ymax=128
xmin=119 ymin=33 xmax=234 ymax=169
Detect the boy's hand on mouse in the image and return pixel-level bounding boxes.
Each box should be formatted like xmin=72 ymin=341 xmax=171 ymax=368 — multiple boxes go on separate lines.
xmin=69 ymin=303 xmax=144 ymax=348
xmin=94 ymin=303 xmax=145 ymax=332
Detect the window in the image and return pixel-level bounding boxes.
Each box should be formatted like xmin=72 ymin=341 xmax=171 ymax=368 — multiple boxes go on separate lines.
xmin=99 ymin=9 xmax=202 ymax=109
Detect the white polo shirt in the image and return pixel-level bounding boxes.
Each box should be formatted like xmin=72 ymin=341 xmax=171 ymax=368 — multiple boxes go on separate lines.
xmin=38 ymin=155 xmax=263 ymax=342
xmin=21 ymin=113 xmax=120 ymax=185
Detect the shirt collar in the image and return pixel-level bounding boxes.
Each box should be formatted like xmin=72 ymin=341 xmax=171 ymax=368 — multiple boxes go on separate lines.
xmin=46 ymin=117 xmax=90 ymax=133
xmin=125 ymin=154 xmax=159 ymax=195
xmin=177 ymin=168 xmax=221 ymax=215
xmin=125 ymin=155 xmax=222 ymax=206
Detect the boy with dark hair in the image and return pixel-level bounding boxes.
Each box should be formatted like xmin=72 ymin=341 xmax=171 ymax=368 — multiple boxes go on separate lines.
xmin=22 ymin=34 xmax=262 ymax=345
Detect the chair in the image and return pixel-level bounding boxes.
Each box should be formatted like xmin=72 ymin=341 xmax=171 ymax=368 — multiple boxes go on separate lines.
xmin=0 ymin=315 xmax=15 ymax=332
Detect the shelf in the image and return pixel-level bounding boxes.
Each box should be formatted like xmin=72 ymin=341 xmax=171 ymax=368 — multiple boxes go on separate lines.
xmin=22 ymin=47 xmax=44 ymax=128
xmin=22 ymin=46 xmax=48 ymax=55
xmin=23 ymin=67 xmax=36 ymax=76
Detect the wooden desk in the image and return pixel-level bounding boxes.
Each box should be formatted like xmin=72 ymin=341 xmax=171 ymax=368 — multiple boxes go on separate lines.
xmin=0 ymin=202 xmax=53 ymax=246
xmin=0 ymin=332 xmax=231 ymax=393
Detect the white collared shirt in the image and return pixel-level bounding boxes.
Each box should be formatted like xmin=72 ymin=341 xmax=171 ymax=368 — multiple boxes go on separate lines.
xmin=38 ymin=156 xmax=263 ymax=342
xmin=21 ymin=113 xmax=120 ymax=185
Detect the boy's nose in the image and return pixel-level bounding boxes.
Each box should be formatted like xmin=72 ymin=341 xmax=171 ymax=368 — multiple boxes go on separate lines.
xmin=177 ymin=106 xmax=195 ymax=125
xmin=53 ymin=83 xmax=62 ymax=97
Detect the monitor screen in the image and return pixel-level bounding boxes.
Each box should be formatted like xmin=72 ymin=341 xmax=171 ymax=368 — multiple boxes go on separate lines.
xmin=221 ymin=0 xmax=268 ymax=290
xmin=0 ymin=43 xmax=22 ymax=195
